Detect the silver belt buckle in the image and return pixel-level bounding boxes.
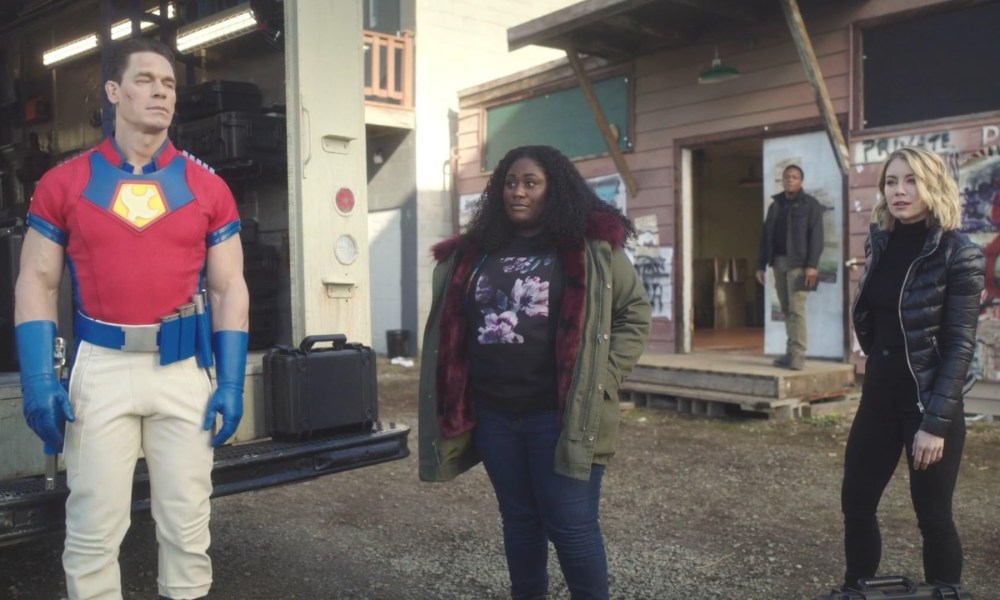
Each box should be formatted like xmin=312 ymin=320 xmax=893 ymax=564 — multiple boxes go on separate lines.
xmin=121 ymin=323 xmax=161 ymax=352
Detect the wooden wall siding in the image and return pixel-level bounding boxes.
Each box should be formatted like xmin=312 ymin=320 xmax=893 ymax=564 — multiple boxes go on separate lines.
xmin=453 ymin=0 xmax=965 ymax=355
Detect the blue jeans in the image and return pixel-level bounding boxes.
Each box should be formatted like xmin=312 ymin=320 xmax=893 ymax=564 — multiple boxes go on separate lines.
xmin=473 ymin=403 xmax=608 ymax=600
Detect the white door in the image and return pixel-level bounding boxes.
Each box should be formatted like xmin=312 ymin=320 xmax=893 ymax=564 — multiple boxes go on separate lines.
xmin=762 ymin=132 xmax=844 ymax=359
xmin=368 ymin=209 xmax=402 ymax=355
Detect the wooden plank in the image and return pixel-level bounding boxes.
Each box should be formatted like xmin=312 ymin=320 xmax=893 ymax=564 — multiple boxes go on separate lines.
xmin=965 ymin=381 xmax=1000 ymax=417
xmin=666 ymin=0 xmax=758 ymax=23
xmin=565 ymin=48 xmax=639 ymax=199
xmin=646 ymin=100 xmax=849 ymax=142
xmin=621 ymin=380 xmax=803 ymax=409
xmin=628 ymin=365 xmax=779 ymax=397
xmin=634 ymin=50 xmax=848 ymax=116
xmin=507 ymin=0 xmax=658 ymax=52
xmin=636 ymin=75 xmax=849 ymax=132
xmin=780 ymin=0 xmax=850 ymax=176
xmin=634 ymin=28 xmax=848 ymax=93
xmin=632 ymin=166 xmax=673 ymax=189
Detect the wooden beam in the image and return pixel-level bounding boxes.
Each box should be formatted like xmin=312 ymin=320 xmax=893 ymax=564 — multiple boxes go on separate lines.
xmin=603 ymin=14 xmax=699 ymax=47
xmin=780 ymin=0 xmax=850 ymax=176
xmin=565 ymin=48 xmax=638 ymax=199
xmin=666 ymin=0 xmax=759 ymax=23
xmin=508 ymin=0 xmax=657 ymax=52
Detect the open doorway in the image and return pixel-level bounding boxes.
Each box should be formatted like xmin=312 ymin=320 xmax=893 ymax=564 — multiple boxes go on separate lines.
xmin=689 ymin=138 xmax=765 ymax=353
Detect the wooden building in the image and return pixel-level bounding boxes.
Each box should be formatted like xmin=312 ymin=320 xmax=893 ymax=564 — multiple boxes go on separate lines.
xmin=451 ymin=0 xmax=1000 ymax=415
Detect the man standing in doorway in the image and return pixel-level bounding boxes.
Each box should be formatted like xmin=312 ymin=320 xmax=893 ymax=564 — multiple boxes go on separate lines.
xmin=755 ymin=164 xmax=824 ymax=370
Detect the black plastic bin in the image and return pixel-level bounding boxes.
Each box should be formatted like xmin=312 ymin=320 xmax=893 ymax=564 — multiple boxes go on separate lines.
xmin=386 ymin=329 xmax=410 ymax=358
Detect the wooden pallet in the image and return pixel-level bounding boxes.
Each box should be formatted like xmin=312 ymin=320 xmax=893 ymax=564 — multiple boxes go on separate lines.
xmin=621 ymin=380 xmax=859 ymax=420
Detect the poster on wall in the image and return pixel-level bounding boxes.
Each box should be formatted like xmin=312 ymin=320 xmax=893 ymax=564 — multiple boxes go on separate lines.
xmin=587 ymin=173 xmax=627 ymax=214
xmin=457 ymin=192 xmax=480 ymax=231
xmin=635 ymin=246 xmax=672 ymax=320
xmin=762 ymin=132 xmax=844 ymax=359
xmin=627 ymin=213 xmax=671 ymax=319
xmin=958 ymin=152 xmax=1000 ymax=381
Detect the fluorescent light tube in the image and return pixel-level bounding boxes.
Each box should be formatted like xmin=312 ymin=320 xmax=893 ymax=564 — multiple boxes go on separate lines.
xmin=43 ymin=34 xmax=99 ymax=66
xmin=42 ymin=3 xmax=176 ymax=67
xmin=176 ymin=6 xmax=257 ymax=53
xmin=110 ymin=4 xmax=176 ymax=41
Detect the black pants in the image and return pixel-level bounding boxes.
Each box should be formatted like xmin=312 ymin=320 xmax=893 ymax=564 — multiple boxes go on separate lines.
xmin=841 ymin=350 xmax=965 ymax=587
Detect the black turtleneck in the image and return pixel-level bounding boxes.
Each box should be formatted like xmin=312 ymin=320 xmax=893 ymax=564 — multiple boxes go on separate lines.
xmin=863 ymin=220 xmax=929 ymax=351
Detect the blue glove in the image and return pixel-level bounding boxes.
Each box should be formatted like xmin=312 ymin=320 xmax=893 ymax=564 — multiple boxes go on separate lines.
xmin=203 ymin=330 xmax=249 ymax=447
xmin=16 ymin=320 xmax=75 ymax=453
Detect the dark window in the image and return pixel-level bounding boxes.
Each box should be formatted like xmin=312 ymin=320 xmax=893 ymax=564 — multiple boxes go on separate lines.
xmin=484 ymin=77 xmax=630 ymax=170
xmin=862 ymin=2 xmax=1000 ymax=128
xmin=363 ymin=0 xmax=400 ymax=34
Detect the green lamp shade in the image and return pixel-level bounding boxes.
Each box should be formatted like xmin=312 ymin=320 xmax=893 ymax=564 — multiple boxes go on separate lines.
xmin=698 ymin=49 xmax=741 ymax=84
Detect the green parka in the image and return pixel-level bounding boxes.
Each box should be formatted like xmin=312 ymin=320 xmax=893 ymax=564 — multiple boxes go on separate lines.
xmin=418 ymin=213 xmax=652 ymax=482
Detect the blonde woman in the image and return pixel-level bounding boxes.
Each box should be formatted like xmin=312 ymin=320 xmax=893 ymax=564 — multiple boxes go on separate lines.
xmin=843 ymin=146 xmax=984 ymax=588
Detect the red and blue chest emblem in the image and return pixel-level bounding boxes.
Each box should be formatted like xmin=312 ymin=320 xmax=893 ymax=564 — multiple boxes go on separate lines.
xmin=83 ymin=152 xmax=194 ymax=230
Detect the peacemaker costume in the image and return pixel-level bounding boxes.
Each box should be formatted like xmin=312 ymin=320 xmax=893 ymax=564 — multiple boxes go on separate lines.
xmin=23 ymin=138 xmax=241 ymax=599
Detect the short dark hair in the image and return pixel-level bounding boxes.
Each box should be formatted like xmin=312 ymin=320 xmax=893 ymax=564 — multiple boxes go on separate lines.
xmin=107 ymin=38 xmax=175 ymax=83
xmin=783 ymin=164 xmax=804 ymax=179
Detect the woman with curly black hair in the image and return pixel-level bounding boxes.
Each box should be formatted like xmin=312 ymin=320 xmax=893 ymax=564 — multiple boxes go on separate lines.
xmin=418 ymin=145 xmax=651 ymax=600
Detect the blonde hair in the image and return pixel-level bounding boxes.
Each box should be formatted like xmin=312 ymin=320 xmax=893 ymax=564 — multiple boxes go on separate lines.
xmin=872 ymin=146 xmax=961 ymax=231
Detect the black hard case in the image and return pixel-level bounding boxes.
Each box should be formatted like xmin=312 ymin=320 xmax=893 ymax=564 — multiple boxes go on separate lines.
xmin=176 ymin=80 xmax=262 ymax=122
xmin=813 ymin=576 xmax=972 ymax=600
xmin=174 ymin=111 xmax=286 ymax=170
xmin=263 ymin=335 xmax=378 ymax=440
xmin=0 ymin=223 xmax=24 ymax=370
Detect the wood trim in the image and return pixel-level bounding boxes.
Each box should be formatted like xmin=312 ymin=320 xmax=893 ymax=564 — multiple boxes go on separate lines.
xmin=566 ymin=48 xmax=638 ymax=199
xmin=849 ymin=21 xmax=863 ymax=133
xmin=672 ymin=143 xmax=685 ymax=353
xmin=850 ymin=109 xmax=1000 ymax=139
xmin=665 ymin=0 xmax=759 ymax=23
xmin=780 ymin=0 xmax=851 ymax=176
xmin=459 ymin=57 xmax=622 ymax=109
xmin=507 ymin=0 xmax=658 ymax=52
xmin=673 ymin=116 xmax=826 ymax=149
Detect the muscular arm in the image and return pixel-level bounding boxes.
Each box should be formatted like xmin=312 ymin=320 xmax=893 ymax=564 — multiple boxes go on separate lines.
xmin=202 ymin=234 xmax=249 ymax=446
xmin=205 ymin=235 xmax=249 ymax=332
xmin=14 ymin=229 xmax=65 ymax=325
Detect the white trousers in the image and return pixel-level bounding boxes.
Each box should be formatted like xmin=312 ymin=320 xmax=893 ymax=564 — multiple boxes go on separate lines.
xmin=63 ymin=341 xmax=215 ymax=600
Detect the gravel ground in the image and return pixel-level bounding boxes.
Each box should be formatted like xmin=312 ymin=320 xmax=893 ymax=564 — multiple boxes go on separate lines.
xmin=2 ymin=357 xmax=999 ymax=599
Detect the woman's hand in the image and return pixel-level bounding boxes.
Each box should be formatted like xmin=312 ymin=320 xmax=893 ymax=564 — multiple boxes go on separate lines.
xmin=912 ymin=430 xmax=945 ymax=470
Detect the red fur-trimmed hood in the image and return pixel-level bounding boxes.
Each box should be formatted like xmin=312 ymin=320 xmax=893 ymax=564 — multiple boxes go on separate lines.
xmin=428 ymin=213 xmax=628 ymax=439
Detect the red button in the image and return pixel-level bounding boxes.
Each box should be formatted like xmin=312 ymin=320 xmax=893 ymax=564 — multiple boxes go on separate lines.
xmin=335 ymin=188 xmax=355 ymax=214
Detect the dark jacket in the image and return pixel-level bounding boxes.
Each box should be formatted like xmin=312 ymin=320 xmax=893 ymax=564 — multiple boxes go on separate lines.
xmin=757 ymin=191 xmax=825 ymax=271
xmin=852 ymin=222 xmax=985 ymax=437
xmin=418 ymin=212 xmax=652 ymax=482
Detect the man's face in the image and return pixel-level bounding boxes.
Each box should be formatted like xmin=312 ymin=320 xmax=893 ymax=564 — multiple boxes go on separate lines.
xmin=782 ymin=167 xmax=803 ymax=197
xmin=105 ymin=51 xmax=176 ymax=134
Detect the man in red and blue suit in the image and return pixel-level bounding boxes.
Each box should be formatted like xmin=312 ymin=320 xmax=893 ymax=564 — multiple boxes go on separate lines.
xmin=14 ymin=37 xmax=249 ymax=600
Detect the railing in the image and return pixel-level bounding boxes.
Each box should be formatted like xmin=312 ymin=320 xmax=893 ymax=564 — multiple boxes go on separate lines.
xmin=363 ymin=29 xmax=414 ymax=110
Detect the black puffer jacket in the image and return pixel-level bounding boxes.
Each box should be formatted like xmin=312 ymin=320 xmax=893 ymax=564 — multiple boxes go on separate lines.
xmin=853 ymin=223 xmax=985 ymax=437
